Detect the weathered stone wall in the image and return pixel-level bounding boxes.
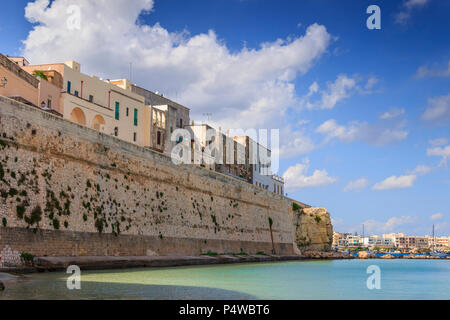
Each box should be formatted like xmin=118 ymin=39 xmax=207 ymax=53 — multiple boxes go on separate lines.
xmin=0 ymin=96 xmax=295 ymax=257
xmin=292 ymin=206 xmax=333 ymax=251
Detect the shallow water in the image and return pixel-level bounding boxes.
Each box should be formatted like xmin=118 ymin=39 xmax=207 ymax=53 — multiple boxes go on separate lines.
xmin=1 ymin=259 xmax=449 ymax=300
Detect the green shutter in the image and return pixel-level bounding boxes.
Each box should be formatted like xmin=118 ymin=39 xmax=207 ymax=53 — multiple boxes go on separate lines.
xmin=115 ymin=102 xmax=120 ymax=120
xmin=134 ymin=109 xmax=138 ymax=126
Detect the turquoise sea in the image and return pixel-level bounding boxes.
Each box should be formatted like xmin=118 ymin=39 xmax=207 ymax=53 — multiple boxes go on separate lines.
xmin=1 ymin=259 xmax=449 ymax=300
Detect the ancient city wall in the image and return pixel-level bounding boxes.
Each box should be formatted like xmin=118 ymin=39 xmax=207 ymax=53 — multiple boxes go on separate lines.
xmin=0 ymin=96 xmax=296 ymax=257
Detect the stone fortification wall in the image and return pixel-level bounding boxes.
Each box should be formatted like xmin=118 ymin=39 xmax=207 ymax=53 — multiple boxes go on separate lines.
xmin=0 ymin=96 xmax=296 ymax=257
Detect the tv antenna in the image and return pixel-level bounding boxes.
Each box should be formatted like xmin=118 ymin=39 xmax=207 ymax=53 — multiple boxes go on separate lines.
xmin=203 ymin=113 xmax=212 ymax=122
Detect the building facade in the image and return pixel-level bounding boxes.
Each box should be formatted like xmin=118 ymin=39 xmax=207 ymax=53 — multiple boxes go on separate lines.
xmin=0 ymin=54 xmax=39 ymax=107
xmin=131 ymin=85 xmax=190 ymax=155
xmin=23 ymin=61 xmax=149 ymax=147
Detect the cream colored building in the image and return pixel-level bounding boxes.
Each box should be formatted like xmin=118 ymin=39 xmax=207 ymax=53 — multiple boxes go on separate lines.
xmin=24 ymin=61 xmax=149 ymax=147
xmin=426 ymin=236 xmax=450 ymax=249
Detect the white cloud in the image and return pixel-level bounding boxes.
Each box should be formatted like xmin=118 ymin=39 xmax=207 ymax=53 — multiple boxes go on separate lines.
xmin=427 ymin=145 xmax=450 ymax=166
xmin=283 ymin=159 xmax=337 ymax=190
xmin=373 ymin=175 xmax=417 ymax=190
xmin=431 ymin=213 xmax=444 ymax=220
xmin=395 ymin=0 xmax=429 ymax=25
xmin=408 ymin=164 xmax=432 ymax=175
xmin=301 ymin=74 xmax=358 ymax=110
xmin=416 ymin=60 xmax=450 ymax=78
xmin=429 ymin=138 xmax=448 ymax=146
xmin=379 ymin=108 xmax=405 ymax=120
xmin=364 ymin=76 xmax=380 ymax=91
xmin=279 ymin=128 xmax=316 ymax=158
xmin=344 ymin=178 xmax=369 ymax=192
xmin=22 ymin=0 xmax=332 ymax=130
xmin=316 ymin=119 xmax=360 ymax=143
xmin=363 ymin=216 xmax=418 ymax=233
xmin=316 ymin=119 xmax=408 ymax=146
xmin=421 ymin=94 xmax=450 ymax=123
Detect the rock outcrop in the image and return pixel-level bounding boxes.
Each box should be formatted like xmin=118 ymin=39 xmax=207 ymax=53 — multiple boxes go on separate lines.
xmin=357 ymin=251 xmax=377 ymax=259
xmin=292 ymin=206 xmax=333 ymax=251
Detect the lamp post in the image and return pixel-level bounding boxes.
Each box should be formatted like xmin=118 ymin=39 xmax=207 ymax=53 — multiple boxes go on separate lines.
xmin=0 ymin=77 xmax=7 ymax=88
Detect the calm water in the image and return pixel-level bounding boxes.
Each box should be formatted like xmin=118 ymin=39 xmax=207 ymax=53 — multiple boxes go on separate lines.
xmin=1 ymin=260 xmax=449 ymax=300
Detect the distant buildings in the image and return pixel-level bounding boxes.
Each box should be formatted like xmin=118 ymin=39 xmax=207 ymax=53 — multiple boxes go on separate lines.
xmin=0 ymin=53 xmax=284 ymax=195
xmin=332 ymin=232 xmax=450 ymax=250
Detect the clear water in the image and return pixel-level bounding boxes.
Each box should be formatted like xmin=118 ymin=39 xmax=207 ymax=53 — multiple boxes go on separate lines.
xmin=1 ymin=260 xmax=449 ymax=300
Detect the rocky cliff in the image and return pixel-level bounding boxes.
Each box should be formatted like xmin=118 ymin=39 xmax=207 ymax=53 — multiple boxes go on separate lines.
xmin=292 ymin=205 xmax=333 ymax=251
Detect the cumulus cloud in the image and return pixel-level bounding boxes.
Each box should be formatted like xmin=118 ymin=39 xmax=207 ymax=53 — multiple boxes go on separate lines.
xmin=283 ymin=159 xmax=337 ymax=190
xmin=278 ymin=128 xmax=316 ymax=158
xmin=22 ymin=0 xmax=332 ymax=130
xmin=416 ymin=60 xmax=450 ymax=78
xmin=299 ymin=74 xmax=378 ymax=110
xmin=372 ymin=175 xmax=417 ymax=190
xmin=344 ymin=178 xmax=369 ymax=192
xmin=427 ymin=145 xmax=450 ymax=166
xmin=408 ymin=164 xmax=432 ymax=175
xmin=421 ymin=94 xmax=450 ymax=123
xmin=395 ymin=0 xmax=429 ymax=25
xmin=431 ymin=213 xmax=444 ymax=220
xmin=315 ymin=119 xmax=408 ymax=146
xmin=362 ymin=216 xmax=418 ymax=233
xmin=429 ymin=138 xmax=448 ymax=146
xmin=379 ymin=108 xmax=405 ymax=120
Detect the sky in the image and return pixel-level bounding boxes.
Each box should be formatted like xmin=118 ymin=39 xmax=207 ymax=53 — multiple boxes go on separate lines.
xmin=0 ymin=0 xmax=449 ymax=236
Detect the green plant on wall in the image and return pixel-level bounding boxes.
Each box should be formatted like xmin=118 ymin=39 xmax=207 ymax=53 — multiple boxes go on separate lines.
xmin=33 ymin=70 xmax=48 ymax=81
xmin=268 ymin=217 xmax=275 ymax=255
xmin=292 ymin=202 xmax=301 ymax=211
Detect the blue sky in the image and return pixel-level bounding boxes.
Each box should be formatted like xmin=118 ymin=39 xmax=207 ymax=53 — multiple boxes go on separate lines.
xmin=1 ymin=0 xmax=449 ymax=236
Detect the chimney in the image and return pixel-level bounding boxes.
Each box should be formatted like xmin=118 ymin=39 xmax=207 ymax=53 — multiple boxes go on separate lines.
xmin=64 ymin=61 xmax=81 ymax=72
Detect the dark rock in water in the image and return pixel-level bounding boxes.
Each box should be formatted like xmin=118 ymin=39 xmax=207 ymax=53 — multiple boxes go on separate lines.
xmin=0 ymin=281 xmax=5 ymax=291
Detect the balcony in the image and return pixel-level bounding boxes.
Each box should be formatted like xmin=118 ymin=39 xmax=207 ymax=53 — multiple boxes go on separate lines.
xmin=272 ymin=174 xmax=285 ymax=184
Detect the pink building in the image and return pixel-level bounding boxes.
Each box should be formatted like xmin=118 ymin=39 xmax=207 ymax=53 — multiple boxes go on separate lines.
xmin=0 ymin=54 xmax=62 ymax=115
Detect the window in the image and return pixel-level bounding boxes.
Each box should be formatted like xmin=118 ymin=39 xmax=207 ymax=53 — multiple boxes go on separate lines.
xmin=89 ymin=95 xmax=94 ymax=103
xmin=67 ymin=81 xmax=71 ymax=94
xmin=126 ymin=108 xmax=129 ymax=117
xmin=115 ymin=102 xmax=120 ymax=120
xmin=180 ymin=119 xmax=183 ymax=128
xmin=114 ymin=127 xmax=118 ymax=137
xmin=134 ymin=108 xmax=138 ymax=126
xmin=133 ymin=132 xmax=137 ymax=142
xmin=157 ymin=131 xmax=161 ymax=145
xmin=47 ymin=99 xmax=52 ymax=109
xmin=74 ymin=91 xmax=79 ymax=97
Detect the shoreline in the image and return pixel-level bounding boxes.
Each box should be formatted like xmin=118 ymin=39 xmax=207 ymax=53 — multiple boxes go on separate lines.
xmin=1 ymin=251 xmax=448 ymax=275
xmin=1 ymin=254 xmax=306 ymax=273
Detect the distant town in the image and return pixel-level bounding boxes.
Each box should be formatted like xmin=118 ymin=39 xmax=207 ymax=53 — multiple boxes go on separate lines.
xmin=333 ymin=232 xmax=450 ymax=253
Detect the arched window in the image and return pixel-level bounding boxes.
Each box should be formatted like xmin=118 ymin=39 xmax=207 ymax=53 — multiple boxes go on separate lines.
xmin=70 ymin=107 xmax=86 ymax=126
xmin=92 ymin=114 xmax=106 ymax=131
